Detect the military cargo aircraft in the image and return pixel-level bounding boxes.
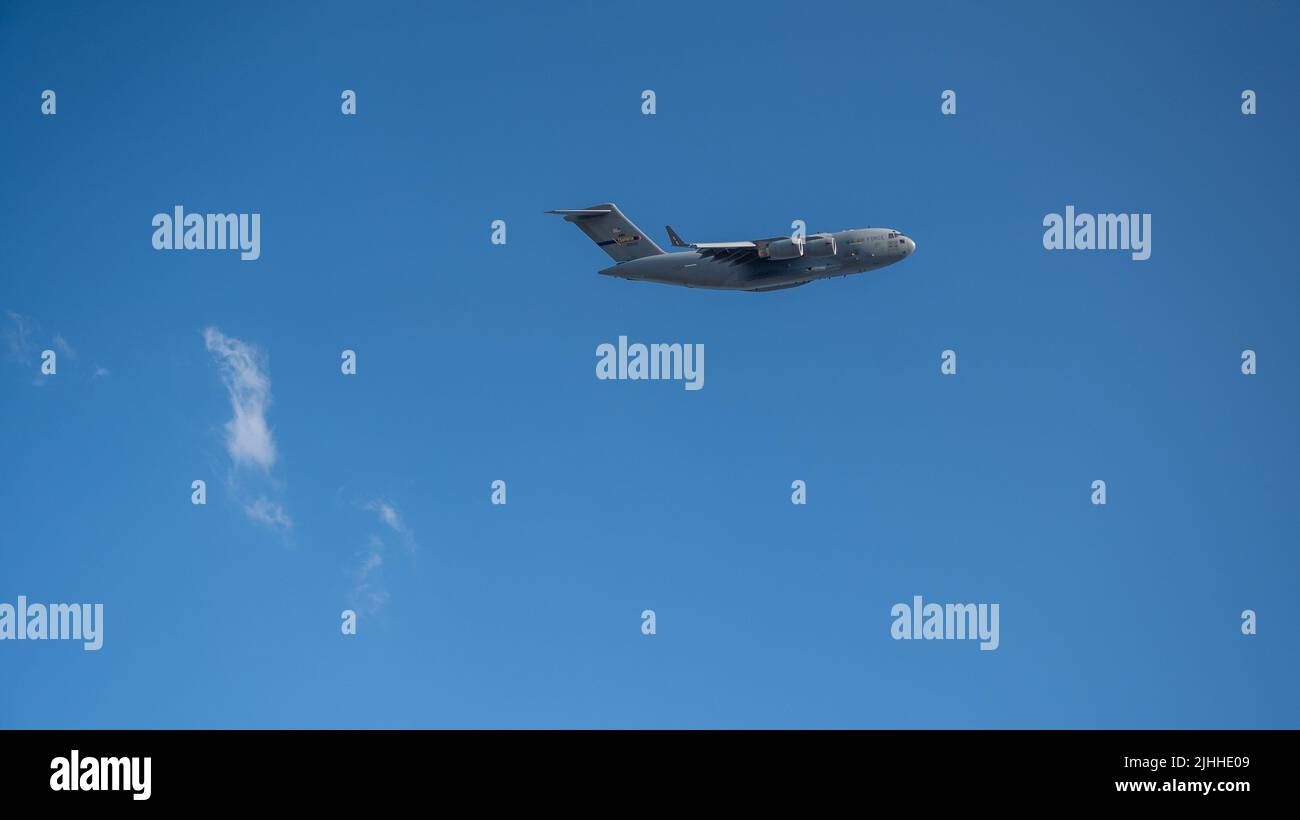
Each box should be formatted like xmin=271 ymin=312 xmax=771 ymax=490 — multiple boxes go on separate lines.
xmin=547 ymin=202 xmax=915 ymax=292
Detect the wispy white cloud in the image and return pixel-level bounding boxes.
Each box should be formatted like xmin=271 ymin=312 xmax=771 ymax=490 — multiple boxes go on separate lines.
xmin=5 ymin=312 xmax=96 ymax=385
xmin=349 ymin=536 xmax=390 ymax=614
xmin=364 ymin=499 xmax=404 ymax=534
xmin=204 ymin=326 xmax=291 ymax=535
xmin=4 ymin=311 xmax=37 ymax=363
xmin=359 ymin=548 xmax=383 ymax=575
xmin=52 ymin=334 xmax=76 ymax=360
xmin=345 ymin=499 xmax=418 ymax=612
xmin=203 ymin=326 xmax=277 ymax=471
xmin=244 ymin=497 xmax=292 ymax=531
xmin=363 ymin=498 xmax=417 ymax=552
xmin=93 ymin=365 xmax=110 ymax=379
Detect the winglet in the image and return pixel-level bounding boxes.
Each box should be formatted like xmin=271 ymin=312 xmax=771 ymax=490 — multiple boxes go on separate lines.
xmin=665 ymin=225 xmax=689 ymax=247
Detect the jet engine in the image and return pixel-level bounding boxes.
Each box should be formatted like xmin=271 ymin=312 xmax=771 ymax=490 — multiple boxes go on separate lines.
xmin=803 ymin=234 xmax=837 ymax=256
xmin=763 ymin=234 xmax=837 ymax=260
xmin=765 ymin=238 xmax=804 ymax=260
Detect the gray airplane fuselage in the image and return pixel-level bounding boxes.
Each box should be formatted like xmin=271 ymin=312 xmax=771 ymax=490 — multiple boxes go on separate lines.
xmin=600 ymin=228 xmax=916 ymax=291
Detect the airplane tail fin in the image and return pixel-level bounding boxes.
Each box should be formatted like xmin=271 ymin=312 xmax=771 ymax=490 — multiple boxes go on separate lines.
xmin=546 ymin=203 xmax=665 ymax=262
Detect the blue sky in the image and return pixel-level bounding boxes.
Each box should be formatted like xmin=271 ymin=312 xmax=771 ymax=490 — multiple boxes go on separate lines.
xmin=1 ymin=0 xmax=1297 ymax=728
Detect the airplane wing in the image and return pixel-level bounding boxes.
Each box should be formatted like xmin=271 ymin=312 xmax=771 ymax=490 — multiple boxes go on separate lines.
xmin=665 ymin=224 xmax=755 ymax=250
xmin=665 ymin=224 xmax=773 ymax=264
xmin=666 ymin=223 xmax=839 ymax=266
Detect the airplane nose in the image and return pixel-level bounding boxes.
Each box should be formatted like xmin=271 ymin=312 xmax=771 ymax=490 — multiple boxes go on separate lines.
xmin=906 ymin=237 xmax=916 ymax=254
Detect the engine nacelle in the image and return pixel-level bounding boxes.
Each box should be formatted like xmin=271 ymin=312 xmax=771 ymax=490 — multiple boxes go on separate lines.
xmin=765 ymin=238 xmax=805 ymax=260
xmin=804 ymin=234 xmax=837 ymax=257
xmin=763 ymin=234 xmax=836 ymax=260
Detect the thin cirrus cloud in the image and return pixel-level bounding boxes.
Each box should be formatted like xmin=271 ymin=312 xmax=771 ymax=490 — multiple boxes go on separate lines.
xmin=347 ymin=499 xmax=417 ymax=613
xmin=203 ymin=326 xmax=290 ymax=532
xmin=363 ymin=498 xmax=417 ymax=552
xmin=5 ymin=312 xmax=76 ymax=363
xmin=52 ymin=334 xmax=76 ymax=360
xmin=203 ymin=326 xmax=277 ymax=471
xmin=364 ymin=499 xmax=404 ymax=535
xmin=349 ymin=535 xmax=390 ymax=615
xmin=244 ymin=496 xmax=293 ymax=531
xmin=5 ymin=311 xmax=92 ymax=382
xmin=3 ymin=310 xmax=38 ymax=363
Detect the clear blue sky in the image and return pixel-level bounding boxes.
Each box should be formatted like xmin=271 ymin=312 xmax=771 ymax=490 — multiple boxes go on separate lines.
xmin=2 ymin=0 xmax=1296 ymax=728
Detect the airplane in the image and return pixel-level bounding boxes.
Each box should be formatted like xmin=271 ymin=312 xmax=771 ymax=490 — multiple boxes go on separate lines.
xmin=547 ymin=202 xmax=916 ymax=292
